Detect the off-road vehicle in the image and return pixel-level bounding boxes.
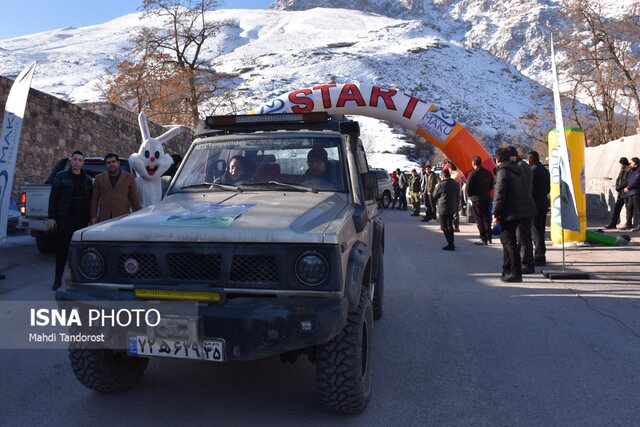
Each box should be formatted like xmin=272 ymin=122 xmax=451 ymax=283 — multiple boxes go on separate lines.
xmin=56 ymin=112 xmax=384 ymax=414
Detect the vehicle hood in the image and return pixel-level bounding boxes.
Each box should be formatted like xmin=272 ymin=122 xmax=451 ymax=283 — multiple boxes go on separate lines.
xmin=76 ymin=191 xmax=350 ymax=244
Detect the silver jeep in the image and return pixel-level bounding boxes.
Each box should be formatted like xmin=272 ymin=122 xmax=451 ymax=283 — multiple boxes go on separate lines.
xmin=57 ymin=112 xmax=384 ymax=414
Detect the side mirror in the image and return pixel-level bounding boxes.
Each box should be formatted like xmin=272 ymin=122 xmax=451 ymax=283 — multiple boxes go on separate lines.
xmin=352 ymin=171 xmax=377 ymax=233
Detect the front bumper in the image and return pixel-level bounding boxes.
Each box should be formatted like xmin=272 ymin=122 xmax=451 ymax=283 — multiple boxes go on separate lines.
xmin=55 ymin=286 xmax=349 ymax=361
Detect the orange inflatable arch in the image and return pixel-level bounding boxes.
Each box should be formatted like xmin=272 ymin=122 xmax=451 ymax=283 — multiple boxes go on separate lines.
xmin=250 ymin=83 xmax=495 ymax=177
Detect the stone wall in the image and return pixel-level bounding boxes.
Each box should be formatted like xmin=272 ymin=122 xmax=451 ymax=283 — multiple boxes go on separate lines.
xmin=0 ymin=75 xmax=193 ymax=199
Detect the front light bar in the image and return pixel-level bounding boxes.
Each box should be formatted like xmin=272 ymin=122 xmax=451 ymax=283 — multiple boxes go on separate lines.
xmin=134 ymin=288 xmax=223 ymax=303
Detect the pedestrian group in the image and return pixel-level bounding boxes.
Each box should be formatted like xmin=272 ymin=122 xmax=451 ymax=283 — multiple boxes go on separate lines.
xmin=385 ymin=145 xmax=553 ymax=283
xmin=605 ymin=156 xmax=640 ymax=232
xmin=48 ymin=151 xmax=144 ymax=290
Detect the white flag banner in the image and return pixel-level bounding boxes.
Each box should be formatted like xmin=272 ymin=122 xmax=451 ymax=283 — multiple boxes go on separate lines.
xmin=0 ymin=62 xmax=37 ymax=241
xmin=550 ymin=37 xmax=580 ymax=232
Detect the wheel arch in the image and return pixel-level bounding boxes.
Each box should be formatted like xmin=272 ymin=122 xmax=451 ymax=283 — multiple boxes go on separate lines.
xmin=345 ymin=241 xmax=372 ymax=311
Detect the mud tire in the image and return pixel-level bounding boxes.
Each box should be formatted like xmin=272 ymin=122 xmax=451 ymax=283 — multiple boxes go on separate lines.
xmin=316 ymin=288 xmax=373 ymax=414
xmin=69 ymin=348 xmax=148 ymax=393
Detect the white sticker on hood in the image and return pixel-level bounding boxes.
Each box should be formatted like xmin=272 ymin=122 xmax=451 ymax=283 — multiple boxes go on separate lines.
xmin=163 ymin=204 xmax=255 ymax=227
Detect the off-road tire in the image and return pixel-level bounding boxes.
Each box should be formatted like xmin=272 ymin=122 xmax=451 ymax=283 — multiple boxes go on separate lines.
xmin=35 ymin=234 xmax=56 ymax=254
xmin=316 ymin=288 xmax=373 ymax=414
xmin=381 ymin=191 xmax=391 ymax=208
xmin=69 ymin=348 xmax=149 ymax=393
xmin=372 ymin=252 xmax=384 ymax=320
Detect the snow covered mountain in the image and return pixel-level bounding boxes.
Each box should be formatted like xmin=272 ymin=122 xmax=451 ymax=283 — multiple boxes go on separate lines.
xmin=271 ymin=0 xmax=638 ymax=87
xmin=270 ymin=0 xmax=558 ymax=79
xmin=0 ymin=3 xmax=581 ymax=170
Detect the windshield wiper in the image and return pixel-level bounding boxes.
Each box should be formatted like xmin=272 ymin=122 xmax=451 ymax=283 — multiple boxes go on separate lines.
xmin=239 ymin=181 xmax=317 ymax=193
xmin=179 ymin=182 xmax=240 ymax=192
xmin=179 ymin=182 xmax=214 ymax=190
xmin=209 ymin=183 xmax=241 ymax=192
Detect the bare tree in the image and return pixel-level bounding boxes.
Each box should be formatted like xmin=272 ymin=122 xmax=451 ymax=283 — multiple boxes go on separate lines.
xmin=558 ymin=0 xmax=640 ymax=143
xmin=103 ymin=0 xmax=238 ymax=127
xmin=519 ymin=109 xmax=555 ymax=149
xmin=136 ymin=0 xmax=239 ymax=127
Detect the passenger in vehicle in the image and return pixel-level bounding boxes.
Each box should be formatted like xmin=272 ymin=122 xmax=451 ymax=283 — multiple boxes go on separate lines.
xmin=304 ymin=147 xmax=334 ymax=188
xmin=217 ymin=155 xmax=249 ymax=185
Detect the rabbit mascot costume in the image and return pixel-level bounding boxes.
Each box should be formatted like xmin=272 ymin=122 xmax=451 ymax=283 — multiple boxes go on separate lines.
xmin=129 ymin=113 xmax=182 ymax=206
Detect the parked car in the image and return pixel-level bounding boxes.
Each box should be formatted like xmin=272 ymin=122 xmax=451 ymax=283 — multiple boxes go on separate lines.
xmin=371 ymin=168 xmax=393 ymax=208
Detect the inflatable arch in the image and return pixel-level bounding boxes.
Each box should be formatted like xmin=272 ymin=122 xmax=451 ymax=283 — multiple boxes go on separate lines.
xmin=250 ymin=83 xmax=495 ymax=178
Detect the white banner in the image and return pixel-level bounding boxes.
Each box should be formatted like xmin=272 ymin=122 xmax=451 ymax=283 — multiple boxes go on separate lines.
xmin=550 ymin=37 xmax=580 ymax=232
xmin=0 ymin=62 xmax=37 ymax=241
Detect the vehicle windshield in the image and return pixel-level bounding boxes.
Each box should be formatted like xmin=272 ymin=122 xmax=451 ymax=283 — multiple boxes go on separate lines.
xmin=171 ymin=136 xmax=347 ymax=193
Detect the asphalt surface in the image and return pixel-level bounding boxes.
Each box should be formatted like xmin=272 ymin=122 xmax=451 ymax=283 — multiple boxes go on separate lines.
xmin=0 ymin=213 xmax=639 ymax=426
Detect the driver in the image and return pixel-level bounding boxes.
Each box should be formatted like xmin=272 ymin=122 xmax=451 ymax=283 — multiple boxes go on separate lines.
xmin=217 ymin=155 xmax=248 ymax=185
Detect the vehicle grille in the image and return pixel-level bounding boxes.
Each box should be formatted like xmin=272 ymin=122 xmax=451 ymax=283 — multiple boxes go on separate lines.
xmin=230 ymin=255 xmax=279 ymax=284
xmin=168 ymin=253 xmax=222 ymax=281
xmin=114 ymin=252 xmax=279 ymax=285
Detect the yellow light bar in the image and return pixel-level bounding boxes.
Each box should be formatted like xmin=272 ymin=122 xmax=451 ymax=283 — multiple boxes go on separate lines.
xmin=134 ymin=288 xmax=222 ymax=302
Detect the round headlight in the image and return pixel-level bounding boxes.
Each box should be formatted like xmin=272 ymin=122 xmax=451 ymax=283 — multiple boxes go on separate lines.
xmin=78 ymin=248 xmax=105 ymax=280
xmin=295 ymin=252 xmax=328 ymax=286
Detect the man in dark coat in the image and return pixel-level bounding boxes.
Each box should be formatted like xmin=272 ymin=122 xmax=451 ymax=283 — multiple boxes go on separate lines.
xmin=492 ymin=147 xmax=537 ymax=282
xmin=47 ymin=150 xmax=93 ymax=290
xmin=623 ymin=157 xmax=640 ymax=231
xmin=509 ymin=146 xmax=535 ymax=274
xmin=466 ymin=155 xmax=494 ymax=245
xmin=421 ymin=164 xmax=438 ymax=222
xmin=605 ymin=157 xmax=631 ymax=229
xmin=433 ymin=169 xmax=460 ymax=251
xmin=527 ymin=150 xmax=551 ymax=265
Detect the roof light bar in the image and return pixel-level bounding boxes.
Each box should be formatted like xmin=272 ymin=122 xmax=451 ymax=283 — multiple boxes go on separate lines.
xmin=205 ymin=112 xmax=329 ymax=128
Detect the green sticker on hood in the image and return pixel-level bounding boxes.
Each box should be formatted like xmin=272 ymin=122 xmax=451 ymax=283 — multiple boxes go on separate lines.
xmin=163 ymin=204 xmax=255 ymax=227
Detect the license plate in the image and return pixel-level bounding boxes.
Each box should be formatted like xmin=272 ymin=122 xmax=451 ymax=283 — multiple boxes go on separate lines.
xmin=128 ymin=335 xmax=225 ymax=362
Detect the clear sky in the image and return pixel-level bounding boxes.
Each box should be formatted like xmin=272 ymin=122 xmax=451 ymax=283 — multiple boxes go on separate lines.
xmin=0 ymin=0 xmax=274 ymax=40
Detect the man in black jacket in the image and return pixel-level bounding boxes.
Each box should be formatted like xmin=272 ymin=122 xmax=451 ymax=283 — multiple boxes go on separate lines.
xmin=527 ymin=151 xmax=551 ymax=265
xmin=421 ymin=164 xmax=438 ymax=221
xmin=466 ymin=156 xmax=494 ymax=245
xmin=623 ymin=157 xmax=640 ymax=231
xmin=508 ymin=146 xmax=535 ymax=274
xmin=605 ymin=157 xmax=631 ymax=229
xmin=48 ymin=150 xmax=93 ymax=290
xmin=492 ymin=147 xmax=537 ymax=282
xmin=433 ymin=169 xmax=460 ymax=251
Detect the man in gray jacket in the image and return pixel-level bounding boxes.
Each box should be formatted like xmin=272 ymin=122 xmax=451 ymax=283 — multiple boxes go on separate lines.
xmin=433 ymin=169 xmax=460 ymax=251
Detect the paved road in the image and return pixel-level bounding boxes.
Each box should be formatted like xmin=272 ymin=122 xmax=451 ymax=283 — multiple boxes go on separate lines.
xmin=1 ymin=214 xmax=639 ymax=426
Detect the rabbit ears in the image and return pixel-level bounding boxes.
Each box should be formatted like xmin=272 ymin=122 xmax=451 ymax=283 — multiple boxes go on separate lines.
xmin=138 ymin=112 xmax=183 ymax=144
